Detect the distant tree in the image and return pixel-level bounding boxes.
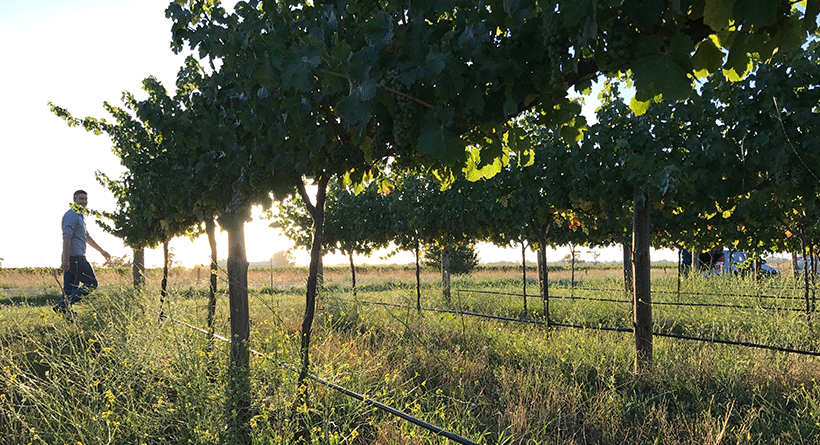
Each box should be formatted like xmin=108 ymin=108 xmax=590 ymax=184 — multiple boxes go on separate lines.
xmin=389 ymin=172 xmax=494 ymax=302
xmin=588 ymin=250 xmax=602 ymax=266
xmin=422 ymin=242 xmax=479 ymax=276
xmin=560 ymin=252 xmax=584 ymax=265
xmin=273 ymin=180 xmax=393 ymax=295
xmin=271 ymin=250 xmax=295 ymax=268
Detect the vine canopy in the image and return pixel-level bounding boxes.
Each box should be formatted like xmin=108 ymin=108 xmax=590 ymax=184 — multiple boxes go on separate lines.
xmin=167 ymin=0 xmax=820 ymax=182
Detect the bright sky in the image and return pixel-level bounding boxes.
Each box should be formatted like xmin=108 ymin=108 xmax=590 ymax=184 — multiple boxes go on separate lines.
xmin=0 ymin=0 xmax=677 ymax=269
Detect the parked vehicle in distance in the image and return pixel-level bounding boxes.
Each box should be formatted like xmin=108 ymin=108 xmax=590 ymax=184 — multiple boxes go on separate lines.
xmin=680 ymin=249 xmax=779 ymax=277
xmin=708 ymin=250 xmax=780 ymax=277
xmin=796 ymin=255 xmax=820 ymax=274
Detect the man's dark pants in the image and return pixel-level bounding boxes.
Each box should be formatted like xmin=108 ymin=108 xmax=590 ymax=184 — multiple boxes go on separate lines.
xmin=57 ymin=255 xmax=98 ymax=308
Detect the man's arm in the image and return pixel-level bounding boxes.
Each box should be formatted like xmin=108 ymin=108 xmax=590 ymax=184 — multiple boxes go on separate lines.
xmin=87 ymin=236 xmax=111 ymax=263
xmin=61 ymin=236 xmax=71 ymax=271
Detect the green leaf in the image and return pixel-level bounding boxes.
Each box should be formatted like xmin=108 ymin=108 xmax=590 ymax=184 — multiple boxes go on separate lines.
xmin=692 ymin=37 xmax=725 ymax=78
xmin=734 ymin=0 xmax=778 ymax=28
xmin=362 ymin=10 xmax=394 ymax=49
xmin=562 ymin=0 xmax=595 ymax=27
xmin=503 ymin=95 xmax=518 ymax=117
xmin=703 ymin=0 xmax=736 ymax=31
xmin=622 ymin=0 xmax=664 ymax=29
xmin=670 ymin=0 xmax=683 ymax=14
xmin=424 ymin=49 xmax=447 ymax=76
xmin=504 ymin=125 xmax=531 ymax=155
xmin=668 ymin=33 xmax=696 ymax=70
xmin=633 ymin=53 xmax=691 ymax=101
xmin=806 ymin=0 xmax=820 ymax=32
xmin=629 ymin=89 xmax=658 ymax=116
xmin=559 ymin=116 xmax=587 ymax=143
xmin=335 ymin=93 xmax=372 ymax=126
xmin=417 ymin=108 xmax=464 ymax=166
xmin=463 ymin=87 xmax=485 ymax=116
xmin=768 ymin=19 xmax=808 ymax=54
xmin=352 ymin=79 xmax=378 ymax=102
xmin=418 ymin=126 xmax=464 ymax=166
xmin=328 ymin=37 xmax=352 ymax=71
xmin=464 ymin=145 xmax=504 ymax=181
xmin=282 ymin=49 xmax=322 ymax=91
xmin=723 ymin=37 xmax=753 ymax=81
xmin=579 ymin=11 xmax=598 ymax=49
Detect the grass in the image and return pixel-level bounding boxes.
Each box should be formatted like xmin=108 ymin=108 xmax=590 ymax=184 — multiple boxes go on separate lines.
xmin=0 ymin=264 xmax=818 ymax=444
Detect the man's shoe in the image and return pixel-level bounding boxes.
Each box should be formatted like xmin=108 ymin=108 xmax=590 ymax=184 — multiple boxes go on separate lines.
xmin=69 ymin=295 xmax=82 ymax=304
xmin=53 ymin=304 xmax=66 ymax=314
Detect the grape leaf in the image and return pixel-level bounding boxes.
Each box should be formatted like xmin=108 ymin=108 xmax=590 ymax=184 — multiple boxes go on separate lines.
xmin=703 ymin=0 xmax=736 ymax=31
xmin=693 ymin=37 xmax=725 ymax=78
xmin=633 ymin=53 xmax=691 ymax=101
xmin=723 ymin=38 xmax=754 ymax=81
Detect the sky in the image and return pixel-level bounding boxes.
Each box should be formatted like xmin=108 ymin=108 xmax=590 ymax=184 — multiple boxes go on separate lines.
xmin=0 ymin=0 xmax=679 ymax=269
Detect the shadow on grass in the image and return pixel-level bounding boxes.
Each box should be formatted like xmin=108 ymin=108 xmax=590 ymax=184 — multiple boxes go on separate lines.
xmin=0 ymin=290 xmax=61 ymax=307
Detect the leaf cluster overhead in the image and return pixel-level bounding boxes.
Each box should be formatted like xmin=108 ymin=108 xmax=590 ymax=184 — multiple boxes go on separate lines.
xmin=167 ymin=0 xmax=819 ymax=180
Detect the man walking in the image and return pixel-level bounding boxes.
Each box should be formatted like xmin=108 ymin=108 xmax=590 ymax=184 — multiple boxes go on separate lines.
xmin=55 ymin=190 xmax=110 ymax=313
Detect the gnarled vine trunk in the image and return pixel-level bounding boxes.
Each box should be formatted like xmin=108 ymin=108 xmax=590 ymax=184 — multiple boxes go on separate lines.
xmin=132 ymin=248 xmax=145 ymax=289
xmin=206 ymin=218 xmax=218 ymax=335
xmin=632 ymin=189 xmax=652 ymax=372
xmin=441 ymin=245 xmax=451 ymax=303
xmin=158 ymin=240 xmax=169 ymax=322
xmin=530 ymin=220 xmax=550 ymax=325
xmin=622 ymin=237 xmax=633 ymax=297
xmin=296 ymin=176 xmax=329 ymax=387
xmin=225 ymin=216 xmax=251 ymax=444
xmin=348 ymin=252 xmax=357 ymax=298
xmin=415 ymin=237 xmax=421 ymax=312
xmin=522 ymin=242 xmax=528 ymax=313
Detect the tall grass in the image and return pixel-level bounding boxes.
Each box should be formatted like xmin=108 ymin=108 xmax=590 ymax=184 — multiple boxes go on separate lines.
xmin=0 ymin=265 xmax=818 ymax=444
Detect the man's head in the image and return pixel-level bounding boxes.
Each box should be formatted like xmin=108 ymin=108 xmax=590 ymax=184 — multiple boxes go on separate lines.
xmin=73 ymin=190 xmax=88 ymax=208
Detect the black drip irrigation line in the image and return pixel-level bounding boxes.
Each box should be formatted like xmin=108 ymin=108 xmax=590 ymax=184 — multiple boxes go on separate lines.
xmin=164 ymin=316 xmax=483 ymax=445
xmin=342 ymin=299 xmax=820 ymax=357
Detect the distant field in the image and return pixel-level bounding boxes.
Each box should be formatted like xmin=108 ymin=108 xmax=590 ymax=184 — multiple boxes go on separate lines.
xmin=0 ymin=262 xmax=679 ymax=293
